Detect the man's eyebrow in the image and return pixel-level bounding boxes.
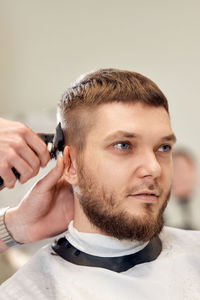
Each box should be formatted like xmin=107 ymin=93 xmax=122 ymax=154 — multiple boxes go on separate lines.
xmin=104 ymin=131 xmax=177 ymax=143
xmin=104 ymin=131 xmax=137 ymax=142
xmin=160 ymin=134 xmax=177 ymax=143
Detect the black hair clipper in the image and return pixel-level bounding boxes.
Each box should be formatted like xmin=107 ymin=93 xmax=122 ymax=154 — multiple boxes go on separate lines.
xmin=0 ymin=122 xmax=64 ymax=191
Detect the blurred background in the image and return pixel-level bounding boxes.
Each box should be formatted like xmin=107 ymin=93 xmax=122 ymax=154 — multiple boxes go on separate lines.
xmin=0 ymin=0 xmax=200 ymax=283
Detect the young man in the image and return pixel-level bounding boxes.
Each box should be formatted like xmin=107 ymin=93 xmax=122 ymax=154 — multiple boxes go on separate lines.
xmin=1 ymin=68 xmax=200 ymax=299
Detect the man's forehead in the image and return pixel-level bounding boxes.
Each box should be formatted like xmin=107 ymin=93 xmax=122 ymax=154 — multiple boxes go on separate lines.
xmin=90 ymin=102 xmax=174 ymax=140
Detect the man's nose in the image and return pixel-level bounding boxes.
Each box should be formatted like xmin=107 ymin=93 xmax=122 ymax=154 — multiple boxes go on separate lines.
xmin=135 ymin=151 xmax=162 ymax=179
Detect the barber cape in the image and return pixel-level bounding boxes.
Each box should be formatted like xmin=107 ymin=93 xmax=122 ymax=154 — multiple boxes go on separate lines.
xmin=1 ymin=222 xmax=200 ymax=300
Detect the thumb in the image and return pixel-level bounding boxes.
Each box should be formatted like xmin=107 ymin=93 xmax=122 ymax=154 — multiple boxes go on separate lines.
xmin=34 ymin=157 xmax=64 ymax=192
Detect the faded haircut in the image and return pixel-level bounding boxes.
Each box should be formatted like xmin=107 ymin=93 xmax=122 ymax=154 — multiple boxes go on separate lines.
xmin=57 ymin=68 xmax=169 ymax=152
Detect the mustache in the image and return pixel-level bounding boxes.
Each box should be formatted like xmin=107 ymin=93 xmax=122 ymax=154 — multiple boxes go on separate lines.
xmin=126 ymin=183 xmax=163 ymax=196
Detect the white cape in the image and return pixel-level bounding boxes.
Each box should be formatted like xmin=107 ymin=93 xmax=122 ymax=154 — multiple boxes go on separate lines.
xmin=1 ymin=227 xmax=200 ymax=300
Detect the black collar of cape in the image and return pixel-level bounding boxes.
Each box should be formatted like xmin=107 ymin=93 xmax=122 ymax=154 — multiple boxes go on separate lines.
xmin=52 ymin=235 xmax=162 ymax=273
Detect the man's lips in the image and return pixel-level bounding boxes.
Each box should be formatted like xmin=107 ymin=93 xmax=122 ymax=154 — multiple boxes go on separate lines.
xmin=128 ymin=192 xmax=160 ymax=203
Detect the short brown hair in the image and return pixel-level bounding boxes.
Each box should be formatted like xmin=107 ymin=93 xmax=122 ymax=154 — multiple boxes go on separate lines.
xmin=58 ymin=68 xmax=169 ymax=151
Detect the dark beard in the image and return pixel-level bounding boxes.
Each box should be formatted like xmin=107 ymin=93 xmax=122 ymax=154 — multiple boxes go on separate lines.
xmin=77 ymin=166 xmax=170 ymax=242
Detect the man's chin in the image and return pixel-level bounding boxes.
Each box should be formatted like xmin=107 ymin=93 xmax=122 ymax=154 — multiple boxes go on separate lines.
xmin=123 ymin=203 xmax=160 ymax=222
xmin=83 ymin=205 xmax=164 ymax=241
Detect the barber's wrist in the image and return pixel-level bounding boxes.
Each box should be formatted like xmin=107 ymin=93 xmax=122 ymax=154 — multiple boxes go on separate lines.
xmin=4 ymin=207 xmax=26 ymax=245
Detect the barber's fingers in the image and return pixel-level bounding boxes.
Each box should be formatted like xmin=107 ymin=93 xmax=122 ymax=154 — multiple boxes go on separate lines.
xmin=0 ymin=141 xmax=43 ymax=187
xmin=0 ymin=156 xmax=34 ymax=187
xmin=17 ymin=141 xmax=41 ymax=176
xmin=9 ymin=153 xmax=36 ymax=184
xmin=34 ymin=158 xmax=64 ymax=193
xmin=0 ymin=163 xmax=17 ymax=189
xmin=22 ymin=127 xmax=50 ymax=167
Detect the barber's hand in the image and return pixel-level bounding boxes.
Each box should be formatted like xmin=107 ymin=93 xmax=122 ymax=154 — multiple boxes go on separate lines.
xmin=4 ymin=158 xmax=74 ymax=243
xmin=0 ymin=117 xmax=50 ymax=188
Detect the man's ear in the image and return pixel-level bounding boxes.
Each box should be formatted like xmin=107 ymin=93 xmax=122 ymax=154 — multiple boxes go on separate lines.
xmin=63 ymin=145 xmax=79 ymax=185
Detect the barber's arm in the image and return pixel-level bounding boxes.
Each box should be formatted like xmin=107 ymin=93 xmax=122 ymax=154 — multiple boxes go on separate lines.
xmin=0 ymin=118 xmax=73 ymax=252
xmin=0 ymin=157 xmax=74 ymax=252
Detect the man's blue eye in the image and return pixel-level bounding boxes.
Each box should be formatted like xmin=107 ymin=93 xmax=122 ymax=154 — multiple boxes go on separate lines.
xmin=158 ymin=144 xmax=171 ymax=152
xmin=114 ymin=142 xmax=130 ymax=150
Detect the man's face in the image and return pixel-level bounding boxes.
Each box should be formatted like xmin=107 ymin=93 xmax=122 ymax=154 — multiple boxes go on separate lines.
xmin=75 ymin=102 xmax=176 ymax=241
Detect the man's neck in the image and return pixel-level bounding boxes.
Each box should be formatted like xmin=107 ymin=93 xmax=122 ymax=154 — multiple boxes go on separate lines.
xmin=65 ymin=221 xmax=149 ymax=257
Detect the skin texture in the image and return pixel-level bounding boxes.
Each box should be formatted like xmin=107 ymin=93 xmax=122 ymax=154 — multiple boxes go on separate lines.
xmin=64 ymin=102 xmax=176 ymax=241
